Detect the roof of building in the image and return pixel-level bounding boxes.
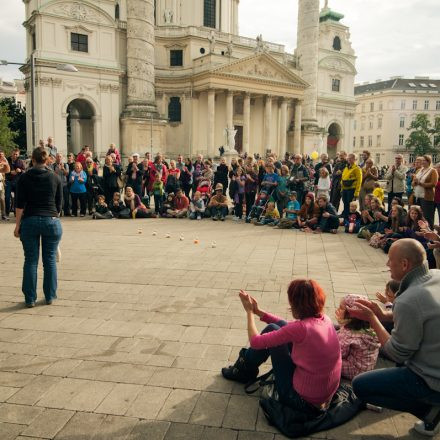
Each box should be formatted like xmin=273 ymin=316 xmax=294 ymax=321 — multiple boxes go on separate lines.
xmin=355 ymin=78 xmax=440 ymax=95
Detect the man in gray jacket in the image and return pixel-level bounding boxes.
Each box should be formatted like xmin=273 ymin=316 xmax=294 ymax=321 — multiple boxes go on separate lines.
xmin=349 ymin=239 xmax=440 ymax=437
xmin=384 ymin=154 xmax=407 ymax=213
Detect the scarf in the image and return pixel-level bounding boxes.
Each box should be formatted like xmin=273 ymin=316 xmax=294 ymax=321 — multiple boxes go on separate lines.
xmin=125 ymin=193 xmax=136 ymax=211
xmin=87 ymin=164 xmax=94 ymax=175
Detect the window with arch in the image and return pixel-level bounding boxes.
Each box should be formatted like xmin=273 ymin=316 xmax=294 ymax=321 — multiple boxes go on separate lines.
xmin=332 ymin=36 xmax=341 ymax=51
xmin=332 ymin=78 xmax=341 ymax=92
xmin=168 ymin=97 xmax=181 ymax=122
xmin=204 ymin=0 xmax=216 ymax=28
xmin=115 ymin=3 xmax=120 ymax=19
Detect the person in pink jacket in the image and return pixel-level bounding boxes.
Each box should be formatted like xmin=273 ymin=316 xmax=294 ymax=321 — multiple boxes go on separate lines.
xmin=222 ymin=279 xmax=342 ymax=413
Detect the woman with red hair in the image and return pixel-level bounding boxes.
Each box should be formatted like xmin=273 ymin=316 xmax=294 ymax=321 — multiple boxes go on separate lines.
xmin=222 ymin=279 xmax=341 ymax=413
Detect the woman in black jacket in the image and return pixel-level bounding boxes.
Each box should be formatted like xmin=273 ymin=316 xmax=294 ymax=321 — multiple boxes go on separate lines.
xmin=214 ymin=157 xmax=229 ymax=195
xmin=14 ymin=147 xmax=63 ymax=308
xmin=103 ymin=155 xmax=121 ymax=203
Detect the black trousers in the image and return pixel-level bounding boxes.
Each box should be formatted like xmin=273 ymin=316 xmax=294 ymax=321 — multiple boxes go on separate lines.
xmin=71 ymin=192 xmax=87 ymax=216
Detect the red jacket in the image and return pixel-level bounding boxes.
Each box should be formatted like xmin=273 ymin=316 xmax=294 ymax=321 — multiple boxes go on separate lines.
xmin=173 ymin=195 xmax=189 ymax=210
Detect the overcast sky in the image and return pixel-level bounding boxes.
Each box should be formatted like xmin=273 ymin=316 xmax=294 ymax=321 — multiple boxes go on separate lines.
xmin=1 ymin=0 xmax=439 ymax=83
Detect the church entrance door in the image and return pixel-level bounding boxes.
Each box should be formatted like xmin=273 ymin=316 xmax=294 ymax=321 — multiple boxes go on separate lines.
xmin=234 ymin=125 xmax=243 ymax=153
xmin=327 ymin=122 xmax=341 ymax=159
xmin=66 ymin=99 xmax=95 ymax=154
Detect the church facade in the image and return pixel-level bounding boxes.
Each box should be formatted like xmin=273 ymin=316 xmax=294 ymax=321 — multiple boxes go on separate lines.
xmin=22 ymin=0 xmax=356 ymax=159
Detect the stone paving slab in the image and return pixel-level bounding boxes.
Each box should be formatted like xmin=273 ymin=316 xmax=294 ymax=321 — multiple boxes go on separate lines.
xmin=0 ymin=218 xmax=436 ymax=439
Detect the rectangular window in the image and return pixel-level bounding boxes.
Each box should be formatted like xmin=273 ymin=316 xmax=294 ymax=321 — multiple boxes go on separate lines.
xmin=400 ymin=117 xmax=405 ymax=128
xmin=170 ymin=50 xmax=183 ymax=67
xmin=332 ymin=78 xmax=341 ymax=92
xmin=401 ymin=100 xmax=406 ymax=110
xmin=399 ymin=134 xmax=404 ymax=146
xmin=432 ymin=154 xmax=438 ymax=163
xmin=377 ymin=135 xmax=381 ymax=147
xmin=379 ymin=102 xmax=383 ymax=111
xmin=370 ymin=102 xmax=374 ymax=112
xmin=368 ymin=135 xmax=373 ymax=147
xmin=409 ymin=153 xmax=416 ymax=163
xmin=31 ymin=32 xmax=36 ymax=51
xmin=413 ymin=100 xmax=418 ymax=110
xmin=353 ymin=120 xmax=357 ymax=130
xmin=353 ymin=137 xmax=356 ymax=147
xmin=424 ymin=100 xmax=429 ymax=110
xmin=168 ymin=97 xmax=182 ymax=122
xmin=204 ymin=0 xmax=216 ymax=28
xmin=360 ymin=136 xmax=364 ymax=147
xmin=369 ymin=121 xmax=373 ymax=130
xmin=436 ymin=101 xmax=440 ymax=110
xmin=378 ymin=118 xmax=382 ymax=129
xmin=376 ymin=153 xmax=381 ymax=164
xmin=71 ymin=33 xmax=88 ymax=52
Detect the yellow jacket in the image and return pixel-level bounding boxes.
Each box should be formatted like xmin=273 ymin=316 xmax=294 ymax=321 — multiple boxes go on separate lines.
xmin=341 ymin=164 xmax=363 ymax=197
xmin=373 ymin=187 xmax=385 ymax=202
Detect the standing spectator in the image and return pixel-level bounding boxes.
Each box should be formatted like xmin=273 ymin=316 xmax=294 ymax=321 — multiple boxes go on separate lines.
xmin=69 ymin=162 xmax=87 ymax=217
xmin=330 ymin=151 xmax=347 ymax=211
xmin=106 ymin=143 xmax=121 ymax=165
xmin=0 ymin=150 xmax=11 ymax=220
xmin=341 ymin=153 xmax=362 ymax=220
xmin=314 ymin=153 xmax=332 ymax=187
xmin=359 ymin=158 xmax=378 ymax=211
xmin=52 ymin=153 xmax=70 ymax=216
xmin=180 ymin=158 xmax=193 ymax=198
xmin=5 ymin=149 xmax=25 ymax=218
xmin=406 ymin=157 xmax=421 ymax=206
xmin=147 ymin=154 xmax=168 ymax=194
xmin=232 ymin=167 xmax=246 ymax=221
xmin=244 ymin=162 xmax=259 ymax=218
xmin=350 ymin=239 xmax=440 ymax=437
xmin=282 ymin=152 xmax=294 ymax=171
xmin=66 ymin=153 xmax=75 ymax=172
xmin=413 ymin=155 xmax=438 ymax=228
xmin=126 ymin=153 xmax=144 ymax=197
xmin=276 ymin=165 xmax=290 ymax=215
xmin=46 ymin=136 xmax=57 ymax=159
xmin=152 ymin=174 xmax=164 ymax=215
xmin=214 ymin=157 xmax=229 ymax=195
xmin=102 ymin=155 xmax=121 ymax=204
xmin=14 ymin=147 xmax=62 ymax=307
xmin=384 ymin=154 xmax=407 ymax=213
xmin=316 ymin=167 xmax=331 ymax=200
xmin=165 ymin=160 xmax=181 ymax=194
xmin=76 ymin=146 xmax=89 ymax=169
xmin=435 ymin=163 xmax=440 ymax=222
xmin=84 ymin=157 xmax=98 ymax=215
xmin=288 ymin=154 xmax=309 ymax=205
xmin=358 ymin=150 xmax=371 ymax=168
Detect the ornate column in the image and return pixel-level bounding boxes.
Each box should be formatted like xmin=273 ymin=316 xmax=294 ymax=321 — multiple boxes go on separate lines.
xmin=294 ymin=100 xmax=302 ymax=154
xmin=243 ymin=92 xmax=250 ymax=154
xmin=279 ymin=98 xmax=288 ymax=157
xmin=264 ymin=95 xmax=272 ymax=152
xmin=226 ymin=90 xmax=234 ymax=129
xmin=124 ymin=0 xmax=158 ymax=117
xmin=207 ymin=89 xmax=216 ymax=157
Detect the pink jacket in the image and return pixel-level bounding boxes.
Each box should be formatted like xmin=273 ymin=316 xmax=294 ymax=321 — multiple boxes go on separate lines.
xmin=338 ymin=326 xmax=380 ymax=380
xmin=250 ymin=313 xmax=341 ymax=406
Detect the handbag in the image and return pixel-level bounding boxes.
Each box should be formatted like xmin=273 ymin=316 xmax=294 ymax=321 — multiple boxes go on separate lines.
xmin=342 ymin=179 xmax=355 ymax=189
xmin=245 ymin=370 xmax=279 ymax=401
xmin=117 ymin=175 xmax=125 ymax=189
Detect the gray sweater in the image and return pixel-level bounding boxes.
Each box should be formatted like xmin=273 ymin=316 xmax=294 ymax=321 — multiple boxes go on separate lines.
xmin=383 ymin=262 xmax=440 ymax=391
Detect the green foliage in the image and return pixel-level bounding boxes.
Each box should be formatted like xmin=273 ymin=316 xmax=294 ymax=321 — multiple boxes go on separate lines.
xmin=0 ymin=97 xmax=26 ymax=153
xmin=0 ymin=106 xmax=17 ymax=155
xmin=405 ymin=113 xmax=440 ymax=157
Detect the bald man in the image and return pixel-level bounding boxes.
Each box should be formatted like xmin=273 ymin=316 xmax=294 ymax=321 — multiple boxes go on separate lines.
xmin=348 ymin=239 xmax=440 ymax=436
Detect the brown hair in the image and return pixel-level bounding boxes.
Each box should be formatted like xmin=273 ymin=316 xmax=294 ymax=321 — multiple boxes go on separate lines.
xmin=31 ymin=147 xmax=47 ymax=164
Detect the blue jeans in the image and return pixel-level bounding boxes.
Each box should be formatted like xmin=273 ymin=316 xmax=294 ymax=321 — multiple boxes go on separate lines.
xmin=353 ymin=367 xmax=440 ymax=419
xmin=20 ymin=216 xmax=63 ymax=304
xmin=342 ymin=189 xmax=355 ymax=220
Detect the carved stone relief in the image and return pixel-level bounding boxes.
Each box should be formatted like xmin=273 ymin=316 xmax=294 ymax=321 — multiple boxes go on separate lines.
xmin=46 ymin=2 xmax=112 ymax=25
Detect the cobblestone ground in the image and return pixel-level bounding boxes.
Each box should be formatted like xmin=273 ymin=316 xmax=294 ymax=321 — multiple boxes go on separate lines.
xmin=0 ymin=218 xmax=435 ymax=439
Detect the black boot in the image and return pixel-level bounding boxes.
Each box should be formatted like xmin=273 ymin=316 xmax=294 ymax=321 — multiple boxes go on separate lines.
xmin=221 ymin=348 xmax=259 ymax=384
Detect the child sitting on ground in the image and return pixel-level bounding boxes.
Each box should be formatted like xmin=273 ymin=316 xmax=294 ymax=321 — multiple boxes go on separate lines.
xmin=93 ymin=194 xmax=113 ymax=219
xmin=345 ymin=201 xmax=362 ymax=234
xmin=189 ymin=191 xmax=205 ymax=220
xmin=246 ymin=190 xmax=269 ymax=223
xmin=278 ymin=191 xmax=300 ymax=229
xmin=109 ymin=192 xmax=130 ymax=219
xmin=335 ymin=294 xmax=380 ymax=380
xmin=253 ymin=200 xmax=280 ymax=226
xmin=372 ymin=182 xmax=385 ymax=205
xmin=161 ymin=192 xmax=174 ymax=217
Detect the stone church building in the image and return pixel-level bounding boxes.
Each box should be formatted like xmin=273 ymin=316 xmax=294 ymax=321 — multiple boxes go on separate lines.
xmin=23 ymin=0 xmax=357 ymax=159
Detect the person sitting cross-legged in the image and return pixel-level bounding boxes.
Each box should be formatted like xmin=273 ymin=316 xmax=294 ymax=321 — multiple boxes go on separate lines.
xmin=92 ymin=195 xmax=113 ymax=220
xmin=315 ymin=194 xmax=340 ymax=234
xmin=167 ymin=188 xmax=189 ymax=218
xmin=349 ymin=239 xmax=440 ymax=437
xmin=209 ymin=183 xmax=229 ymax=221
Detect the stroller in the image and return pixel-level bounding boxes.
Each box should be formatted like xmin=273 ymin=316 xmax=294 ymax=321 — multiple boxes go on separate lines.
xmin=246 ymin=190 xmax=270 ymax=223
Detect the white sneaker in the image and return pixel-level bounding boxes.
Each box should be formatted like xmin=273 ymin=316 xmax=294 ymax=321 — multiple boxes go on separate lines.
xmin=414 ymin=420 xmax=440 ymax=437
xmin=233 ymin=216 xmax=241 ymax=221
xmin=56 ymin=247 xmax=61 ymax=263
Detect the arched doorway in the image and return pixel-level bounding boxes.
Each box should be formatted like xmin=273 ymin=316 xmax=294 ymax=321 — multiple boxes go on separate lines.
xmin=66 ymin=99 xmax=95 ymax=154
xmin=327 ymin=122 xmax=341 ymax=159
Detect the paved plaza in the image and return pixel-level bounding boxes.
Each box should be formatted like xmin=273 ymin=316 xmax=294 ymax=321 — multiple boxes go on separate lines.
xmin=0 ymin=218 xmax=435 ymax=439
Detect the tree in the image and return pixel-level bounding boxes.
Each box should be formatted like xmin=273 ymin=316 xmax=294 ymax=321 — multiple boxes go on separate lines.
xmin=0 ymin=97 xmax=26 ymax=153
xmin=0 ymin=106 xmax=17 ymax=155
xmin=405 ymin=113 xmax=440 ymax=157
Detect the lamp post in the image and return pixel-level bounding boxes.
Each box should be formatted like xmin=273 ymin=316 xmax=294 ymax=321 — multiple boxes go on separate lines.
xmin=1 ymin=56 xmax=78 ymax=149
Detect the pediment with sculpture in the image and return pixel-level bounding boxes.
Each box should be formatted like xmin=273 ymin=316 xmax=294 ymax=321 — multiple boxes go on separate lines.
xmin=211 ymin=53 xmax=309 ymax=88
xmin=319 ymin=56 xmax=357 ymax=75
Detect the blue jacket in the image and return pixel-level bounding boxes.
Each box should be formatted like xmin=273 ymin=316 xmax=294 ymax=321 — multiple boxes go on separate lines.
xmin=69 ymin=171 xmax=87 ymax=194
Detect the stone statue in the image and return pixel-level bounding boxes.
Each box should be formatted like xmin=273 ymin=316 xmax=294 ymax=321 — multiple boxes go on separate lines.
xmin=225 ymin=128 xmax=238 ymax=152
xmin=255 ymin=34 xmax=267 ymax=53
xmin=164 ymin=9 xmax=173 ymax=23
xmin=226 ymin=38 xmax=233 ymax=57
xmin=208 ymin=31 xmax=216 ymax=54
xmin=324 ymin=0 xmax=329 ymax=8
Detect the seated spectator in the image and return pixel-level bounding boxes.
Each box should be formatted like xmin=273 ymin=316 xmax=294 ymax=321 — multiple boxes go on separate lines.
xmin=277 ymin=191 xmax=300 ymax=229
xmin=375 ymin=280 xmax=400 ymax=334
xmin=209 ymin=183 xmax=229 ymax=221
xmin=222 ymin=280 xmax=341 ymax=414
xmin=358 ymin=196 xmax=388 ymax=239
xmin=246 ymin=190 xmax=269 ymax=223
xmin=189 ymin=191 xmax=205 ymax=220
xmin=93 ymin=195 xmax=113 ymax=220
xmin=335 ymin=294 xmax=380 ymax=381
xmin=109 ymin=192 xmax=130 ymax=219
xmin=297 ymin=192 xmax=320 ymax=231
xmin=124 ymin=186 xmax=155 ymax=218
xmin=161 ymin=192 xmax=175 ymax=217
xmin=345 ymin=201 xmax=362 ymax=234
xmin=151 ymin=174 xmax=164 ymax=215
xmin=167 ymin=188 xmax=189 ymax=218
xmin=360 ymin=193 xmax=373 ymax=226
xmin=315 ymin=194 xmax=339 ymax=234
xmin=349 ymin=239 xmax=440 ymax=437
xmin=253 ymin=201 xmax=280 ymax=226
xmin=372 ymin=182 xmax=385 ymax=205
